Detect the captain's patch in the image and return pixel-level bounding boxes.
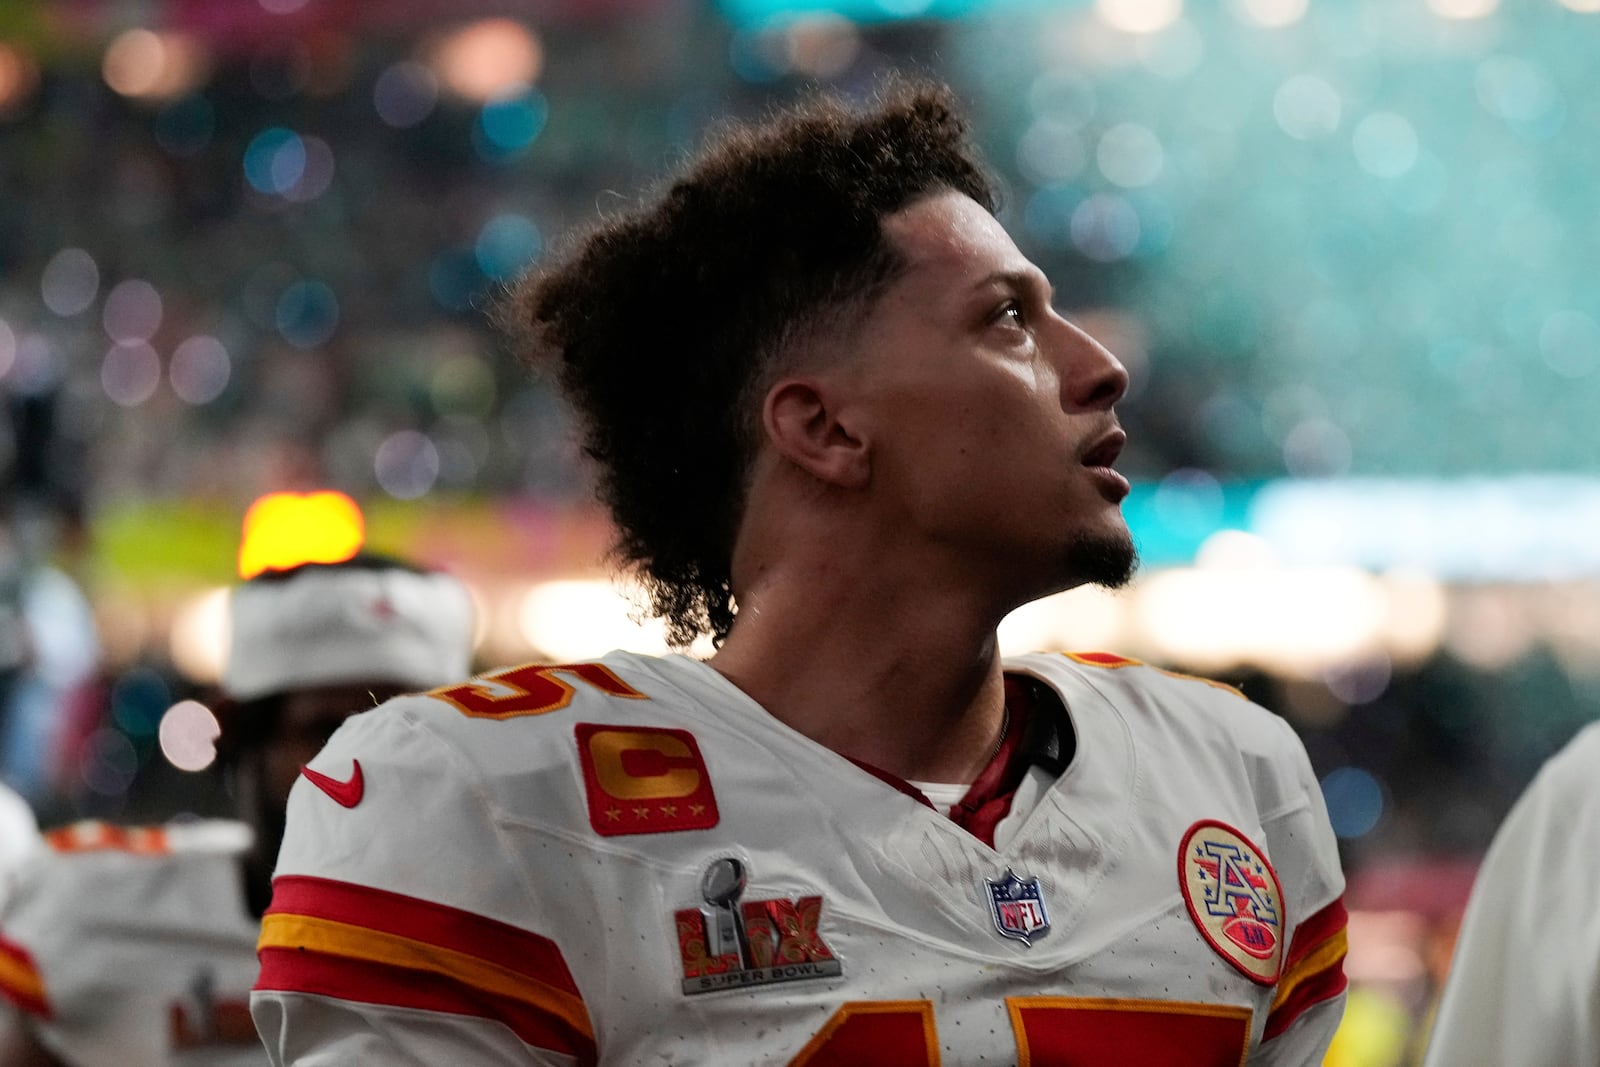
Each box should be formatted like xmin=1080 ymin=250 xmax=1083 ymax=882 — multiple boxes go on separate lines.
xmin=577 ymin=724 xmax=720 ymax=836
xmin=1178 ymin=820 xmax=1285 ymax=985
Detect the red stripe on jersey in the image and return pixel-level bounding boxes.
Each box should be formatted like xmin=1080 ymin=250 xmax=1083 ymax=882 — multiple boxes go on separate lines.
xmin=0 ymin=934 xmax=51 ymax=1019
xmin=1263 ymin=965 xmax=1347 ymax=1041
xmin=1284 ymin=897 xmax=1347 ymax=970
xmin=1263 ymin=898 xmax=1349 ymax=1041
xmin=256 ymin=945 xmax=597 ymax=1064
xmin=265 ymin=875 xmax=580 ymax=997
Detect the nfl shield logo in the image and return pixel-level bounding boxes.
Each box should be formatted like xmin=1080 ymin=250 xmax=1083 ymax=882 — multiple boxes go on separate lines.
xmin=984 ymin=868 xmax=1050 ymax=947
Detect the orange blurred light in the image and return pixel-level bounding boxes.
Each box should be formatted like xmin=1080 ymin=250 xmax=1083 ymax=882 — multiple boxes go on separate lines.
xmin=428 ymin=18 xmax=542 ymax=102
xmin=103 ymin=29 xmax=210 ymax=102
xmin=0 ymin=41 xmax=40 ymax=117
xmin=238 ymin=490 xmax=365 ymax=579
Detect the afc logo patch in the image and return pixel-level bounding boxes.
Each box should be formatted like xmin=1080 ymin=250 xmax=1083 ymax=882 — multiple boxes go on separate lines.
xmin=576 ymin=723 xmax=720 ymax=836
xmin=1178 ymin=820 xmax=1285 ymax=985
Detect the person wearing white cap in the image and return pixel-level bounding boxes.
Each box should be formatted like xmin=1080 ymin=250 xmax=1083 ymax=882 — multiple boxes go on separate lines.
xmin=0 ymin=554 xmax=474 ymax=1066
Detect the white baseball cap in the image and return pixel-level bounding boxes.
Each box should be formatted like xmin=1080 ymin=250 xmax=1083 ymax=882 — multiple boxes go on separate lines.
xmin=222 ymin=561 xmax=475 ymax=701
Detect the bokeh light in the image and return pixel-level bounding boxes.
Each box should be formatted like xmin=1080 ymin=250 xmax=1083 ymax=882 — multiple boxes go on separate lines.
xmin=102 ymin=29 xmax=209 ymax=102
xmin=101 ymin=341 xmax=162 ymax=407
xmin=1095 ymin=0 xmax=1185 ymax=35
xmin=275 ymin=279 xmax=340 ymax=348
xmin=1017 ymin=118 xmax=1088 ymax=185
xmin=1273 ymin=75 xmax=1341 ymax=140
xmin=1070 ymin=193 xmax=1141 ymax=261
xmin=282 ymin=135 xmax=335 ymax=202
xmin=169 ymin=587 xmax=230 ymax=684
xmin=111 ymin=666 xmax=172 ymax=739
xmin=429 ymin=19 xmax=543 ymax=102
xmin=1426 ymin=0 xmax=1498 ymax=18
xmin=1228 ymin=0 xmax=1307 ymax=27
xmin=244 ymin=127 xmax=307 ymax=195
xmin=1321 ymin=766 xmax=1386 ymax=838
xmin=474 ymin=213 xmax=542 ymax=279
xmin=158 ymin=700 xmax=222 ymax=772
xmin=41 ymin=248 xmax=100 ymax=316
xmin=80 ymin=729 xmax=139 ymax=797
xmin=431 ymin=354 xmax=498 ymax=418
xmin=1096 ymin=123 xmax=1164 ymax=188
xmin=475 ymin=90 xmax=549 ymax=159
xmin=169 ymin=335 xmax=232 ymax=404
xmin=373 ymin=60 xmax=438 ymax=127
xmin=1323 ymin=652 xmax=1393 ymax=705
xmin=1351 ymin=112 xmax=1419 ymax=179
xmin=374 ymin=430 xmax=441 ymax=499
xmin=0 ymin=42 xmax=41 ymax=117
xmin=102 ymin=278 xmax=163 ymax=341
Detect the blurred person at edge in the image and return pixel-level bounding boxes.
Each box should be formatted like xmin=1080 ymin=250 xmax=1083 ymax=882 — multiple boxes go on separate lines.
xmin=0 ymin=555 xmax=474 ymax=1066
xmin=0 ymin=780 xmax=39 ymax=909
xmin=1423 ymin=722 xmax=1600 ymax=1066
xmin=251 ymin=83 xmax=1348 ymax=1065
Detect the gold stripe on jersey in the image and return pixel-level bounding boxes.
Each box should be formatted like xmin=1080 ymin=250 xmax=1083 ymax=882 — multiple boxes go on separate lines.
xmin=257 ymin=912 xmax=592 ymax=1038
xmin=1270 ymin=928 xmax=1349 ymax=1013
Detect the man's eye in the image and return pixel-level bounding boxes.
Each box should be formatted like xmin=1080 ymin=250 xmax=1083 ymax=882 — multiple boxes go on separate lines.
xmin=997 ymin=301 xmax=1026 ymax=326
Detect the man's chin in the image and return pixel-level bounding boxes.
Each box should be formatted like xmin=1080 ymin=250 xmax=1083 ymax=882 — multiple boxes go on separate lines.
xmin=1069 ymin=528 xmax=1139 ymax=591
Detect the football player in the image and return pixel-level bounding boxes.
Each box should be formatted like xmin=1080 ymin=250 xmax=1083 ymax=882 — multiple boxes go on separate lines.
xmin=0 ymin=555 xmax=474 ymax=1065
xmin=253 ymin=83 xmax=1348 ymax=1065
xmin=1423 ymin=722 xmax=1600 ymax=1065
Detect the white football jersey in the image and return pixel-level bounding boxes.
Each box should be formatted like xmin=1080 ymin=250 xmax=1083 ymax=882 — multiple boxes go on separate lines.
xmin=0 ymin=819 xmax=267 ymax=1067
xmin=253 ymin=650 xmax=1347 ymax=1066
xmin=1424 ymin=720 xmax=1600 ymax=1066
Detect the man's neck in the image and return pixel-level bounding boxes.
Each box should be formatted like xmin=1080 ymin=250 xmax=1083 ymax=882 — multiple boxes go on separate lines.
xmin=708 ymin=569 xmax=1011 ymax=784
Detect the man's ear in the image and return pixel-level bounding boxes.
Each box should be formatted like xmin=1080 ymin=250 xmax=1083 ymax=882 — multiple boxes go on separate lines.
xmin=762 ymin=377 xmax=870 ymax=489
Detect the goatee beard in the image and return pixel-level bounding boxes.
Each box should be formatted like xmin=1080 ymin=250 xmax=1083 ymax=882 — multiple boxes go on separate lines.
xmin=1070 ymin=528 xmax=1139 ymax=590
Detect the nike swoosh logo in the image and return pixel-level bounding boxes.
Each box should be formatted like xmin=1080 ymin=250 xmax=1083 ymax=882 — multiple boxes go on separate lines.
xmin=301 ymin=760 xmax=364 ymax=808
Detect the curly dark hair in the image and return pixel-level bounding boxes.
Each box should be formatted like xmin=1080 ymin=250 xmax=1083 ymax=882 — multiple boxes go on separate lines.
xmin=501 ymin=82 xmax=997 ymax=646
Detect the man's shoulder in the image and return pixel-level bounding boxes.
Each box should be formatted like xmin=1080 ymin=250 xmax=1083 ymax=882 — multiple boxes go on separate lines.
xmin=345 ymin=649 xmax=712 ymax=759
xmin=1008 ymin=650 xmax=1258 ymax=719
xmin=412 ymin=650 xmax=678 ymax=727
xmin=304 ymin=649 xmax=730 ymax=838
xmin=1007 ymin=650 xmax=1302 ymax=775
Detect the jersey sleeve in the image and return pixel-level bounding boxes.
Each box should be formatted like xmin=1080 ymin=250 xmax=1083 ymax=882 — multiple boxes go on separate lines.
xmin=1251 ymin=713 xmax=1349 ymax=1065
xmin=250 ymin=697 xmax=597 ymax=1067
xmin=1421 ymin=724 xmax=1600 ymax=1067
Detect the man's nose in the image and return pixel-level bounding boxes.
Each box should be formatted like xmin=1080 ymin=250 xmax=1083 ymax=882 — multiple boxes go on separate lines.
xmin=1054 ymin=317 xmax=1129 ymax=411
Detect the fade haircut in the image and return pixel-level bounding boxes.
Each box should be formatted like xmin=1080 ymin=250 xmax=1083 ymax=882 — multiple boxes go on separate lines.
xmin=503 ymin=83 xmax=997 ymax=646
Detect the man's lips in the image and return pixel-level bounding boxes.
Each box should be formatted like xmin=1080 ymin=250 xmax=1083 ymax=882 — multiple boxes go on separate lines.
xmin=1082 ymin=428 xmax=1127 ymax=469
xmin=1082 ymin=429 xmax=1130 ymax=502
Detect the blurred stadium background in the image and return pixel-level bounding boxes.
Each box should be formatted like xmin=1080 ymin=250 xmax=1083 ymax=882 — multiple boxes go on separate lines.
xmin=2 ymin=0 xmax=1599 ymax=1061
